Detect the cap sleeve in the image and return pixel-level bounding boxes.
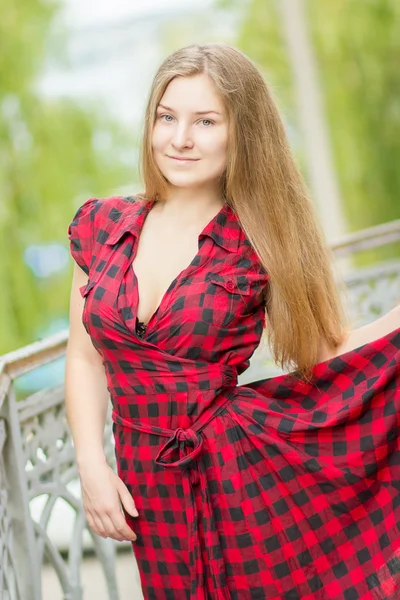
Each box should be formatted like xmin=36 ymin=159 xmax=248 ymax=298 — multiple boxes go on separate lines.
xmin=68 ymin=197 xmax=100 ymax=276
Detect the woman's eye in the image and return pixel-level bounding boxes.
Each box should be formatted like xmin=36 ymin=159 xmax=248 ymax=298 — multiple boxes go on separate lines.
xmin=158 ymin=114 xmax=214 ymax=127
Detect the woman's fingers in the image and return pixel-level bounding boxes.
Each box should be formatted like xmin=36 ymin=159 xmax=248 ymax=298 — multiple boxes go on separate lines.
xmin=116 ymin=476 xmax=139 ymax=518
xmin=79 ymin=462 xmax=139 ymax=542
xmin=90 ymin=513 xmax=108 ymax=538
xmin=107 ymin=510 xmax=138 ymax=541
xmin=87 ymin=507 xmax=137 ymax=541
xmin=100 ymin=513 xmax=130 ymax=542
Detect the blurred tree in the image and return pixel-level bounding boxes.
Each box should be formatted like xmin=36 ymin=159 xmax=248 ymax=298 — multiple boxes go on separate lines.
xmin=217 ymin=0 xmax=298 ymax=150
xmin=0 ymin=0 xmax=135 ymax=353
xmin=308 ymin=0 xmax=400 ymax=230
xmin=218 ymin=0 xmax=400 ymax=234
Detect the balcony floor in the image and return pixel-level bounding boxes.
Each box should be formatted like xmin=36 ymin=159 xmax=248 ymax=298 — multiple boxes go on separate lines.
xmin=41 ymin=548 xmax=144 ymax=599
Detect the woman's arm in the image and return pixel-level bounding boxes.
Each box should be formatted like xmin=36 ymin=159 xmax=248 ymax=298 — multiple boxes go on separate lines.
xmin=65 ymin=264 xmax=109 ymax=468
xmin=321 ymin=304 xmax=400 ymax=361
xmin=65 ymin=264 xmax=138 ymax=542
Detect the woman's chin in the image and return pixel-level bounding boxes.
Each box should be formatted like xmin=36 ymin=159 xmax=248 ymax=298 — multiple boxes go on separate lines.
xmin=163 ymin=175 xmax=206 ymax=189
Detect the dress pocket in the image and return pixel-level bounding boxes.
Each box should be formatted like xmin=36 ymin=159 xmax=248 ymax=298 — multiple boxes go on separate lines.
xmin=201 ymin=272 xmax=251 ymax=326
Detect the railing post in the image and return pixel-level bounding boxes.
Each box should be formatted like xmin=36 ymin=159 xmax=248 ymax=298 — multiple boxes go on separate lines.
xmin=0 ymin=378 xmax=41 ymax=600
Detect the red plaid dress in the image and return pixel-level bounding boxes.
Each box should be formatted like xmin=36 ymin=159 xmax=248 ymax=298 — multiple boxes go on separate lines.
xmin=68 ymin=195 xmax=400 ymax=600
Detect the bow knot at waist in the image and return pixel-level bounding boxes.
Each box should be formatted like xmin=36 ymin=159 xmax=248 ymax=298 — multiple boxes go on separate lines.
xmin=169 ymin=427 xmax=198 ymax=443
xmin=154 ymin=427 xmax=203 ymax=468
xmin=112 ymin=413 xmax=204 ymax=468
xmin=112 ymin=387 xmax=237 ymax=469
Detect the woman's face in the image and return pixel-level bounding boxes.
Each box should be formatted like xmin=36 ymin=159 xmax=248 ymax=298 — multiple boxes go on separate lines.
xmin=152 ymin=74 xmax=229 ymax=194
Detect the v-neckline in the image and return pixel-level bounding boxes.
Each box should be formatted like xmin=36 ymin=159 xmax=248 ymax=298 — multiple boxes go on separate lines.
xmin=131 ymin=199 xmax=228 ymax=334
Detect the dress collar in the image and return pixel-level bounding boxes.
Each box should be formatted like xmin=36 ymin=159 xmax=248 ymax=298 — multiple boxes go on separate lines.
xmin=105 ymin=196 xmax=242 ymax=253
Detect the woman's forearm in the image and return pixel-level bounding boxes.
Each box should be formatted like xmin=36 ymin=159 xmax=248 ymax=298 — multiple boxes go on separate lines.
xmin=334 ymin=304 xmax=400 ymax=358
xmin=65 ymin=350 xmax=110 ymax=469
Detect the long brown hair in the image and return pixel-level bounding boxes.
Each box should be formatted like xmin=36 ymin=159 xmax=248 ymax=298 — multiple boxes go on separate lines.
xmin=138 ymin=42 xmax=348 ymax=377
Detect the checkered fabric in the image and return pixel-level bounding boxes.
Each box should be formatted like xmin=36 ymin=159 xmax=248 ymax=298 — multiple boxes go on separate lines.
xmin=68 ymin=196 xmax=400 ymax=600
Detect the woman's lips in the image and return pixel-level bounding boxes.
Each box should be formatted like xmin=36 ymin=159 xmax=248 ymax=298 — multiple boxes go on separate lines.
xmin=167 ymin=156 xmax=200 ymax=163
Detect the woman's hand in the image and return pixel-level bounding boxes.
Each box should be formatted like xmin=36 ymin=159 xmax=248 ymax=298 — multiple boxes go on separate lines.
xmin=79 ymin=459 xmax=139 ymax=542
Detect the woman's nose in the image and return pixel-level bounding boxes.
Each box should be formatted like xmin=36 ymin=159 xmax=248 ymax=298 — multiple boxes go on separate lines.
xmin=171 ymin=124 xmax=194 ymax=149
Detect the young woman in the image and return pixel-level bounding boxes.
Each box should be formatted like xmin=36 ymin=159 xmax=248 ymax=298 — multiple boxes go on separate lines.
xmin=66 ymin=43 xmax=400 ymax=600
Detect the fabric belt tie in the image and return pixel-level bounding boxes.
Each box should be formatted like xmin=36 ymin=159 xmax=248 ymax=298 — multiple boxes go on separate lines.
xmin=112 ymin=387 xmax=236 ymax=469
xmin=111 ymin=386 xmax=236 ymax=600
xmin=154 ymin=426 xmax=203 ymax=468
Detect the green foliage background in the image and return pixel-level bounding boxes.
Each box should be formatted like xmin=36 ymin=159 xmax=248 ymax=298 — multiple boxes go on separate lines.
xmin=0 ymin=0 xmax=136 ymax=354
xmin=309 ymin=0 xmax=400 ymax=229
xmin=225 ymin=0 xmax=400 ymax=230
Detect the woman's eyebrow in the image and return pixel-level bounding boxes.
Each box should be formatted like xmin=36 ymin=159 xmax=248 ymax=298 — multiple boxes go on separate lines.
xmin=157 ymin=103 xmax=221 ymax=116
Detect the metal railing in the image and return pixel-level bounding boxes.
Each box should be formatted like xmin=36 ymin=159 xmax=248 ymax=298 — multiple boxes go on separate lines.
xmin=1 ymin=219 xmax=400 ymax=599
xmin=0 ymin=332 xmax=122 ymax=600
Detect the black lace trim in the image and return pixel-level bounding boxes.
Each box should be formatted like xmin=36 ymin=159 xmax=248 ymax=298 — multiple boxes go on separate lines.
xmin=135 ymin=317 xmax=147 ymax=338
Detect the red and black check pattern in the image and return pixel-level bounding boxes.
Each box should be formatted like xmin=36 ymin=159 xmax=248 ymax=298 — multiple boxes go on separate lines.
xmin=68 ymin=196 xmax=400 ymax=600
